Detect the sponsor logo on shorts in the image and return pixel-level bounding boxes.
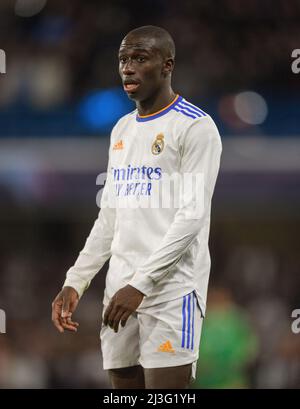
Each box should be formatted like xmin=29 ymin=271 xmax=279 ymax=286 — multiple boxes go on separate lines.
xmin=157 ymin=340 xmax=175 ymax=353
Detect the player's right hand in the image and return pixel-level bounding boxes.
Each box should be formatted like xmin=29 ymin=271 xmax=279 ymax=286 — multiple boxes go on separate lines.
xmin=51 ymin=286 xmax=79 ymax=333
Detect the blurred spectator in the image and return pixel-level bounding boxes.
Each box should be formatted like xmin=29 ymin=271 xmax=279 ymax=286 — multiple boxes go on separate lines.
xmin=0 ymin=0 xmax=300 ymax=136
xmin=193 ymin=287 xmax=258 ymax=388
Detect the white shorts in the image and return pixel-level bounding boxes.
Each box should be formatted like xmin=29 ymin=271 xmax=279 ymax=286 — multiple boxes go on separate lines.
xmin=100 ymin=290 xmax=203 ymax=381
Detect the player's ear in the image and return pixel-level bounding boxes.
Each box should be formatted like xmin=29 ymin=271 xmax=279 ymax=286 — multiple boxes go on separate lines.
xmin=162 ymin=57 xmax=175 ymax=77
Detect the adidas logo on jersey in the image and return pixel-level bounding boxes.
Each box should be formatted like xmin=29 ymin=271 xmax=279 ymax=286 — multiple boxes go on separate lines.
xmin=157 ymin=340 xmax=175 ymax=353
xmin=113 ymin=140 xmax=124 ymax=150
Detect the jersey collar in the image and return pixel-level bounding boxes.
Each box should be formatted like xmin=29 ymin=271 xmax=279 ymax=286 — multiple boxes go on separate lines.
xmin=136 ymin=94 xmax=182 ymax=122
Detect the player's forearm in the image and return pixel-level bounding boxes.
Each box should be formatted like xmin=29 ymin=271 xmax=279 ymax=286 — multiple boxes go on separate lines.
xmin=63 ymin=247 xmax=112 ymax=298
xmin=63 ymin=208 xmax=115 ymax=298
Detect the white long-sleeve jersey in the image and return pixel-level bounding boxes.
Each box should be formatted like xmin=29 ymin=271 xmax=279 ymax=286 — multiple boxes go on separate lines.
xmin=63 ymin=95 xmax=222 ymax=316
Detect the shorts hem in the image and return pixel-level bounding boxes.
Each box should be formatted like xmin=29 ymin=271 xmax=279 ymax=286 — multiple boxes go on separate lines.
xmin=103 ymin=361 xmax=140 ymax=370
xmin=139 ymin=356 xmax=198 ymax=369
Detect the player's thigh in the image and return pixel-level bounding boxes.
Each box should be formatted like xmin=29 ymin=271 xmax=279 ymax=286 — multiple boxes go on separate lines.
xmin=144 ymin=363 xmax=192 ymax=389
xmin=109 ymin=365 xmax=145 ymax=389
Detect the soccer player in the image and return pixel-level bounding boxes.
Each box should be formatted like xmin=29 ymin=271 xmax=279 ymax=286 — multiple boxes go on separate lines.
xmin=51 ymin=25 xmax=222 ymax=389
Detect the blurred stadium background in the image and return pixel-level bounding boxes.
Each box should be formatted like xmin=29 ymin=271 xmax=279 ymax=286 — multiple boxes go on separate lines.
xmin=0 ymin=0 xmax=299 ymax=388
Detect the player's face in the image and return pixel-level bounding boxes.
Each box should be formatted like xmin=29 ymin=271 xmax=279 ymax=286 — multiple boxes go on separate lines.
xmin=119 ymin=36 xmax=165 ymax=102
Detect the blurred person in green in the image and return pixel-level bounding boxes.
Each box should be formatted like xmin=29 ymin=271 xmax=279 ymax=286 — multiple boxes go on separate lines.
xmin=193 ymin=286 xmax=258 ymax=388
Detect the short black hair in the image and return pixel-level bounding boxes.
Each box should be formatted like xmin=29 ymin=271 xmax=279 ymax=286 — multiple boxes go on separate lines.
xmin=124 ymin=25 xmax=175 ymax=59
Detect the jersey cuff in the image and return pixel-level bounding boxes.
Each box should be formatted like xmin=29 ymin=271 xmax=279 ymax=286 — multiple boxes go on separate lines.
xmin=63 ymin=276 xmax=90 ymax=299
xmin=128 ymin=273 xmax=155 ymax=297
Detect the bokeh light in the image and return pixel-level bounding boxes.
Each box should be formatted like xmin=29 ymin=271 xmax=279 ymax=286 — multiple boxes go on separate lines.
xmin=234 ymin=91 xmax=268 ymax=125
xmin=15 ymin=0 xmax=48 ymax=18
xmin=78 ymin=88 xmax=134 ymax=132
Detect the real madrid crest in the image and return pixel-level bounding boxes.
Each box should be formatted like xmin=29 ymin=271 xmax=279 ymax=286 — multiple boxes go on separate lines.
xmin=151 ymin=133 xmax=165 ymax=155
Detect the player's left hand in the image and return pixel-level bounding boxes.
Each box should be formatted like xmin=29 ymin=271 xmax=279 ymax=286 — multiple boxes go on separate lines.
xmin=103 ymin=285 xmax=145 ymax=332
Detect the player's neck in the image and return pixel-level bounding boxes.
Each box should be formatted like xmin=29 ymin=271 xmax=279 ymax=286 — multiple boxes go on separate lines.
xmin=136 ymin=88 xmax=176 ymax=117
